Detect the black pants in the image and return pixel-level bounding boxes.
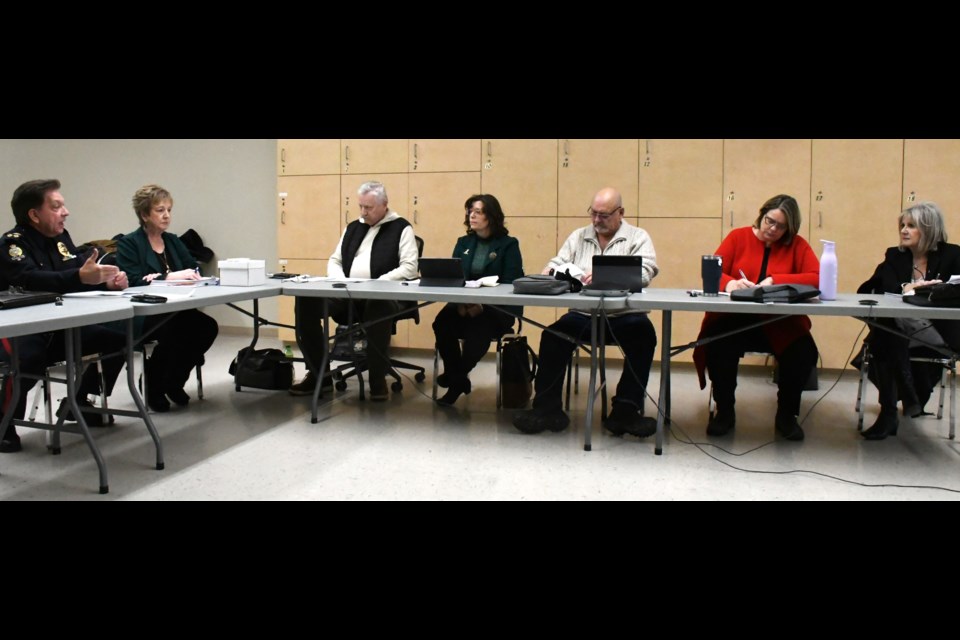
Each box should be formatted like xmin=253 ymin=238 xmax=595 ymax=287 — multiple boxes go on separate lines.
xmin=2 ymin=324 xmax=126 ymax=437
xmin=432 ymin=303 xmax=514 ymax=381
xmin=295 ymin=297 xmax=400 ymax=382
xmin=142 ymin=310 xmax=219 ymax=394
xmin=867 ymin=318 xmax=960 ymax=412
xmin=532 ymin=312 xmax=657 ymax=412
xmin=704 ymin=316 xmax=818 ymax=417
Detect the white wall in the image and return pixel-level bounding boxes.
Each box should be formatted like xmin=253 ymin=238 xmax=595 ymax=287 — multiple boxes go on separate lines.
xmin=0 ymin=139 xmax=277 ymax=329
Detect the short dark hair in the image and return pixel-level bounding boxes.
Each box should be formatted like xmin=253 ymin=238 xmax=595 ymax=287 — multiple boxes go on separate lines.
xmin=753 ymin=194 xmax=802 ymax=245
xmin=11 ymin=179 xmax=61 ymax=226
xmin=463 ymin=194 xmax=509 ymax=238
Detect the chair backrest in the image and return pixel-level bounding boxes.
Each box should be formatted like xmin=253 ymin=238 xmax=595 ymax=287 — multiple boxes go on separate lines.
xmin=394 ymin=235 xmax=424 ymax=328
xmin=98 ymin=251 xmax=118 ymax=266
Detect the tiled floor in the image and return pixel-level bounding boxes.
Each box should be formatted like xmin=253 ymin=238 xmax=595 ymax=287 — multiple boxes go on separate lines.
xmin=2 ymin=334 xmax=959 ymax=500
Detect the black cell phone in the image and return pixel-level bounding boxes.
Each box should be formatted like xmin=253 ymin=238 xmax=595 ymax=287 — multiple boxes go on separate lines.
xmin=859 ymin=299 xmax=878 ymax=305
xmin=130 ymin=294 xmax=167 ymax=304
xmin=270 ymin=273 xmax=300 ymax=279
xmin=332 ymin=283 xmax=347 ymax=288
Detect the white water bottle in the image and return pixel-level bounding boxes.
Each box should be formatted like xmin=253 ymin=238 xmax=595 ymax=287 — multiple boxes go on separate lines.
xmin=819 ymin=240 xmax=837 ymax=301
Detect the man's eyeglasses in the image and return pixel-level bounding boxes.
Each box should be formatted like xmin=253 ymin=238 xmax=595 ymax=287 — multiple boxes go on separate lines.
xmin=588 ymin=206 xmax=623 ymax=221
xmin=762 ymin=215 xmax=787 ymax=231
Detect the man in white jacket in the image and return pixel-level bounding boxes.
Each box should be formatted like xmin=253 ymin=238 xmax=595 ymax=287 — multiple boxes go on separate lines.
xmin=513 ymin=187 xmax=660 ymax=437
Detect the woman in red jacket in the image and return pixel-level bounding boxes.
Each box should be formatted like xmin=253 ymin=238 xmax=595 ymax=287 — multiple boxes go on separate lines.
xmin=693 ymin=195 xmax=820 ymax=441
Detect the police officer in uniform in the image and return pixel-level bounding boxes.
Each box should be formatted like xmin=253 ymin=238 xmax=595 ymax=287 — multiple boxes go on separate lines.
xmin=0 ymin=179 xmax=128 ymax=453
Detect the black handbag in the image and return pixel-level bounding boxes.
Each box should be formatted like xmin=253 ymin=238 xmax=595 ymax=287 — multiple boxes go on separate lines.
xmin=730 ymin=284 xmax=820 ymax=303
xmin=228 ymin=347 xmax=293 ymax=389
xmin=500 ymin=335 xmax=538 ymax=408
xmin=0 ymin=290 xmax=60 ymax=309
xmin=904 ymin=282 xmax=960 ymax=308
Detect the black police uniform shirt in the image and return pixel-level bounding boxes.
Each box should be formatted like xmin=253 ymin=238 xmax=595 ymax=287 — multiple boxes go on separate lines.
xmin=0 ymin=224 xmax=106 ymax=294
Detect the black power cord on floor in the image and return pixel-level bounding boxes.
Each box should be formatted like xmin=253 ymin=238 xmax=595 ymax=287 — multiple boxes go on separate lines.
xmin=599 ymin=306 xmax=960 ymax=495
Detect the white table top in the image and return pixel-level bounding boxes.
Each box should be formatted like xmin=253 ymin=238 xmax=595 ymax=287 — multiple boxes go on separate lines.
xmin=0 ymin=298 xmax=132 ymax=339
xmin=627 ymin=288 xmax=960 ymax=320
xmin=282 ymin=280 xmax=629 ymax=311
xmin=127 ymin=282 xmax=284 ymax=316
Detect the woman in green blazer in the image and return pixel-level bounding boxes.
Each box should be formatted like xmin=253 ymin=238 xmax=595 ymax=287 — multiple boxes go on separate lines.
xmin=116 ymin=185 xmax=219 ymax=412
xmin=432 ymin=194 xmax=523 ymax=405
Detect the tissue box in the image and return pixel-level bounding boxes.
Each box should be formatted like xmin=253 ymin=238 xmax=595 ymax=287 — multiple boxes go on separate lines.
xmin=218 ymin=259 xmax=266 ymax=286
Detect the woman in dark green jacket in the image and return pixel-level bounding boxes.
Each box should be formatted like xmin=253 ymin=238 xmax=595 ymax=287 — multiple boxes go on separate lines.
xmin=432 ymin=194 xmax=523 ymax=405
xmin=116 ymin=185 xmax=219 ymax=412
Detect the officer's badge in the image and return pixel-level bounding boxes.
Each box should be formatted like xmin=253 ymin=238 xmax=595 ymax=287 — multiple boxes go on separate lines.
xmin=8 ymin=245 xmax=24 ymax=261
xmin=57 ymin=242 xmax=76 ymax=260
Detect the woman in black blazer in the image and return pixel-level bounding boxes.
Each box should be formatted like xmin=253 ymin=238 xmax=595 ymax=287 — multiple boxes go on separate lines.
xmin=116 ymin=185 xmax=219 ymax=412
xmin=857 ymin=202 xmax=960 ymax=439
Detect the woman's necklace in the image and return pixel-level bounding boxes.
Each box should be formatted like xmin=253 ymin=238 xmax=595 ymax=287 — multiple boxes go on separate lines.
xmin=913 ymin=261 xmax=926 ymax=283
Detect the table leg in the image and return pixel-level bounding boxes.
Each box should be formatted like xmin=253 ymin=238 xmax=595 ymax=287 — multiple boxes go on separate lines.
xmin=126 ymin=318 xmax=163 ymax=470
xmin=584 ymin=310 xmax=600 ymax=452
xmin=656 ymin=309 xmax=672 ymax=455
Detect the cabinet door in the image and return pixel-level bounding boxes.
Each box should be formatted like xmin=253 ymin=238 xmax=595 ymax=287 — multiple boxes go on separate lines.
xmin=638 ymin=139 xmax=723 ymax=218
xmin=406 ymin=172 xmax=483 ymax=349
xmin=481 ymin=139 xmax=558 ymax=217
xmin=341 ymin=174 xmax=410 ymax=229
xmin=277 ymin=139 xmax=340 ymax=176
xmin=341 ymin=139 xmax=408 ymax=174
xmin=558 ymin=139 xmax=639 ymax=217
xmin=638 ymin=218 xmax=724 ymax=363
xmin=410 ymin=139 xmax=481 ymax=172
xmin=722 ymin=139 xmax=812 ymax=235
xmin=903 ymin=139 xmax=960 ymax=240
xmin=810 ymin=139 xmax=904 ymax=370
xmin=278 ymin=176 xmax=341 ymax=260
xmin=278 ymin=259 xmax=327 ymax=343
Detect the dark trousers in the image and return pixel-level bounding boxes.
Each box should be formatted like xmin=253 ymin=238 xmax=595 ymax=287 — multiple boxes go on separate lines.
xmin=2 ymin=324 xmax=126 ymax=437
xmin=705 ymin=316 xmax=818 ymax=417
xmin=432 ymin=303 xmax=514 ymax=380
xmin=532 ymin=312 xmax=657 ymax=412
xmin=142 ymin=310 xmax=219 ymax=393
xmin=867 ymin=318 xmax=960 ymax=412
xmin=296 ymin=297 xmax=400 ymax=381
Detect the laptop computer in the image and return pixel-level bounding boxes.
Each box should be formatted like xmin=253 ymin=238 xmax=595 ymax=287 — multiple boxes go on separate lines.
xmin=581 ymin=255 xmax=645 ymax=296
xmin=418 ymin=258 xmax=466 ymax=287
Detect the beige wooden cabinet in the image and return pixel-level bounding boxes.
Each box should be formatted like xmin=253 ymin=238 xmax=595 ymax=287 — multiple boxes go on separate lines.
xmin=558 ymin=139 xmax=639 ymax=217
xmin=903 ymin=139 xmax=960 ymax=241
xmin=409 ymin=139 xmax=481 ymax=172
xmin=809 ymin=139 xmax=904 ymax=369
xmin=481 ymin=139 xmax=558 ymax=217
xmin=277 ymin=175 xmax=341 ymax=261
xmin=277 ymin=139 xmax=340 ymax=176
xmin=638 ymin=139 xmax=723 ymax=218
xmin=341 ymin=139 xmax=408 ymax=174
xmin=722 ymin=140 xmax=812 ymax=235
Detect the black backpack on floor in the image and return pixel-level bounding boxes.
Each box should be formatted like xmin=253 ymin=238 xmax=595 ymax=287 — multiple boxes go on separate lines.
xmin=500 ymin=335 xmax=538 ymax=409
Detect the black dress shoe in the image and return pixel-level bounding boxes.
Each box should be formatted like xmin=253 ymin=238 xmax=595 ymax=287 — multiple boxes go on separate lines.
xmin=436 ymin=377 xmax=471 ymax=406
xmin=606 ymin=402 xmax=656 ymax=438
xmin=57 ymin=397 xmax=108 ymax=426
xmin=146 ymin=389 xmax=170 ymax=413
xmin=862 ymin=411 xmax=899 ymax=440
xmin=0 ymin=433 xmax=22 ymax=453
xmin=706 ymin=410 xmax=736 ymax=436
xmin=513 ymin=408 xmax=570 ymax=434
xmin=166 ymin=387 xmax=190 ymax=407
xmin=774 ymin=414 xmax=805 ymax=441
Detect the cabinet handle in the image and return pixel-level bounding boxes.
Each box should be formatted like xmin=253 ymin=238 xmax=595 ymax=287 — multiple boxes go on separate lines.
xmin=730 ymin=210 xmax=733 ymax=227
xmin=486 ymin=141 xmax=492 ymax=157
xmin=645 ymin=139 xmax=651 ymax=154
xmin=413 ymin=143 xmax=418 ymax=159
xmin=563 ymin=140 xmax=570 ymax=155
xmin=414 ymin=210 xmax=418 ymax=224
xmin=344 ymin=146 xmax=350 ymax=161
xmin=819 ymin=211 xmax=823 ymax=228
xmin=281 ymin=210 xmax=285 ymax=225
xmin=280 ymin=148 xmax=286 ymax=163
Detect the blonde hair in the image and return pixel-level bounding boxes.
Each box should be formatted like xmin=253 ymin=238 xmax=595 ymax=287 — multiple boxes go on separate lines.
xmin=132 ymin=184 xmax=173 ymax=227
